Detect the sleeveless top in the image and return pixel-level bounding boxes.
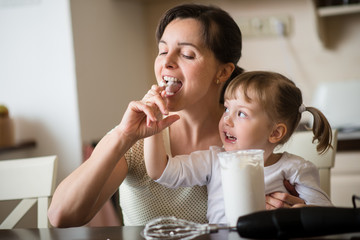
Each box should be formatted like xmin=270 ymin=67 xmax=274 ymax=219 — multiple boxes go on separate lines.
xmin=119 ymin=129 xmax=208 ymax=226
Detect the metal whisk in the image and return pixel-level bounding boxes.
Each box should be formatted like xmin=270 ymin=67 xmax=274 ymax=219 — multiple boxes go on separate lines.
xmin=141 ymin=216 xmax=231 ymax=240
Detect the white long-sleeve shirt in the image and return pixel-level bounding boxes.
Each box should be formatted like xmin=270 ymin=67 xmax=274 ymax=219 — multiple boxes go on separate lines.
xmin=156 ymin=146 xmax=332 ymax=224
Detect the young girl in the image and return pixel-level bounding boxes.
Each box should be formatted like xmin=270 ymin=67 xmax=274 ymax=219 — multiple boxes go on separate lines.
xmin=143 ymin=71 xmax=333 ymax=224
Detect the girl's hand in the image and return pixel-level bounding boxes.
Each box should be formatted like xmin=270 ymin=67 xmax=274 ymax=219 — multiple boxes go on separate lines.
xmin=116 ymin=85 xmax=179 ymax=141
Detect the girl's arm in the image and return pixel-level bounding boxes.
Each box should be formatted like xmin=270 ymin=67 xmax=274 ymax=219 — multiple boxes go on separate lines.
xmin=142 ymin=85 xmax=179 ymax=180
xmin=144 ymin=132 xmax=168 ymax=180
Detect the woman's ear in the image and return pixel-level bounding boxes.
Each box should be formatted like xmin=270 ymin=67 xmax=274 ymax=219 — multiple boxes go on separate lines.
xmin=269 ymin=123 xmax=287 ymax=144
xmin=217 ymin=63 xmax=235 ymax=84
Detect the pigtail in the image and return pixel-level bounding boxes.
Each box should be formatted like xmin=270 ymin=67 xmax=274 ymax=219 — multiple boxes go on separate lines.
xmin=306 ymin=106 xmax=333 ymax=154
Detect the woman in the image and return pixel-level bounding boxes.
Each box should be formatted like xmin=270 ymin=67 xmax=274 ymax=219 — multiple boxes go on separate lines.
xmin=48 ymin=4 xmax=303 ymax=227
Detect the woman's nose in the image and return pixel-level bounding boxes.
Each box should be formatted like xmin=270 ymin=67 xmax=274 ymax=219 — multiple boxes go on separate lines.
xmin=164 ymin=52 xmax=177 ymax=69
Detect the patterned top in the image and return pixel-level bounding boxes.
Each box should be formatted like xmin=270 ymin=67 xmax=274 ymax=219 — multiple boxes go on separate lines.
xmin=119 ymin=134 xmax=208 ymax=226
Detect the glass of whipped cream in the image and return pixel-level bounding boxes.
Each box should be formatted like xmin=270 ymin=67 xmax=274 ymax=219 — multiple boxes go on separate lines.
xmin=218 ymin=149 xmax=265 ymax=227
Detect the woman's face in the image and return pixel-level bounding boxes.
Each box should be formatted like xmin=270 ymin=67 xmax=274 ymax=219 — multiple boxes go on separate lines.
xmin=154 ymin=18 xmax=221 ymax=111
xmin=219 ymin=88 xmax=274 ymax=152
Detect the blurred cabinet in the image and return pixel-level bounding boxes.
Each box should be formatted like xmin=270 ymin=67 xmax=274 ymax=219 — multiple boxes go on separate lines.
xmin=316 ymin=1 xmax=360 ymax=16
xmin=313 ymin=0 xmax=360 ymax=47
xmin=0 ymin=140 xmax=36 ymax=160
xmin=331 ymin=151 xmax=360 ymax=207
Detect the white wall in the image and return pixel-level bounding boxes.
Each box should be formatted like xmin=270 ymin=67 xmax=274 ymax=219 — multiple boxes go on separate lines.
xmin=0 ymin=0 xmax=82 ymax=183
xmin=71 ymin=0 xmax=151 ymax=144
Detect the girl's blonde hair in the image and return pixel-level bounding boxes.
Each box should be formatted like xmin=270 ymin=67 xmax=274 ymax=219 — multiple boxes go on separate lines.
xmin=224 ymin=71 xmax=333 ymax=154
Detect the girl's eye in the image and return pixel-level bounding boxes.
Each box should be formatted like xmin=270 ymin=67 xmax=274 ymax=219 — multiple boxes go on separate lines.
xmin=224 ymin=107 xmax=229 ymax=113
xmin=237 ymin=111 xmax=246 ymax=118
xmin=159 ymin=51 xmax=167 ymax=56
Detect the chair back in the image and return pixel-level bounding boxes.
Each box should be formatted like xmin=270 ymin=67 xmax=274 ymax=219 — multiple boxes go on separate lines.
xmin=276 ymin=130 xmax=338 ymax=197
xmin=0 ymin=155 xmax=58 ymax=229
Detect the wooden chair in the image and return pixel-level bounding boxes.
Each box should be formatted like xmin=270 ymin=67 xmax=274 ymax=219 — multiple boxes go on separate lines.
xmin=276 ymin=130 xmax=338 ymax=197
xmin=0 ymin=155 xmax=58 ymax=229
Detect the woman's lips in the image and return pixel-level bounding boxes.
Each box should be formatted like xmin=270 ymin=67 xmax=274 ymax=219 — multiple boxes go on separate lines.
xmin=160 ymin=76 xmax=183 ymax=96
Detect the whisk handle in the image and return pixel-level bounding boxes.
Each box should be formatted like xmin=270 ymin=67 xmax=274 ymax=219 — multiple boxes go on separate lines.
xmin=236 ymin=207 xmax=360 ymax=239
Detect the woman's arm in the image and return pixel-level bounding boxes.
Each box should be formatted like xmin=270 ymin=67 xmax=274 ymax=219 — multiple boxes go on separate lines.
xmin=48 ymin=129 xmax=133 ymax=227
xmin=48 ymin=99 xmax=178 ymax=227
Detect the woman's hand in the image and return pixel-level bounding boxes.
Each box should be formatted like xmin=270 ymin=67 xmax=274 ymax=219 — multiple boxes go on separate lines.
xmin=266 ymin=192 xmax=306 ymax=209
xmin=117 ymin=85 xmax=179 ymax=141
xmin=265 ymin=180 xmax=306 ymax=209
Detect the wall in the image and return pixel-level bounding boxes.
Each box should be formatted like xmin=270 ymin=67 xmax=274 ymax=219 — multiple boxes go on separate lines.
xmin=0 ymin=0 xmax=82 ymax=228
xmin=0 ymin=0 xmax=82 ymax=182
xmin=70 ymin=0 xmax=151 ymax=144
xmin=0 ymin=0 xmax=150 ymax=182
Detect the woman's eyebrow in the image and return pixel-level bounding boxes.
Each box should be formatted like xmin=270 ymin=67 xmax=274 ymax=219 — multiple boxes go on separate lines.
xmin=159 ymin=40 xmax=201 ymax=51
xmin=178 ymin=42 xmax=200 ymax=51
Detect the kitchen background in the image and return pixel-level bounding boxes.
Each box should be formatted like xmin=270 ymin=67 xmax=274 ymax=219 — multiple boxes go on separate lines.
xmin=0 ymin=0 xmax=359 ymax=226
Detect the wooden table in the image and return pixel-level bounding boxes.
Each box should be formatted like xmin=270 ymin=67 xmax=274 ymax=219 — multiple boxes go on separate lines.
xmin=0 ymin=226 xmax=359 ymax=240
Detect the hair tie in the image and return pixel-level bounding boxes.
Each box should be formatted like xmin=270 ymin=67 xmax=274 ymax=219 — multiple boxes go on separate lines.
xmin=299 ymin=103 xmax=306 ymax=113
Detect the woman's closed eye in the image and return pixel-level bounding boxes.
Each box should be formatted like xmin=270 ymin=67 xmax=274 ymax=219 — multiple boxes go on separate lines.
xmin=182 ymin=54 xmax=195 ymax=59
xmin=181 ymin=53 xmax=195 ymax=59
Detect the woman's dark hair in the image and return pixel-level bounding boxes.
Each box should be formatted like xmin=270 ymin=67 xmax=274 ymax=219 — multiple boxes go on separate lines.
xmin=156 ymin=4 xmax=244 ymax=103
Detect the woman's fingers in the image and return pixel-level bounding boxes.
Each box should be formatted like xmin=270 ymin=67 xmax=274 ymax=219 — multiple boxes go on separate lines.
xmin=126 ymin=101 xmax=154 ymax=123
xmin=158 ymin=114 xmax=180 ymax=130
xmin=130 ymin=99 xmax=179 ymax=131
xmin=118 ymin=85 xmax=177 ymax=138
xmin=266 ymin=192 xmax=305 ymax=209
xmin=266 ymin=194 xmax=291 ymax=209
xmin=142 ymin=85 xmax=168 ymax=115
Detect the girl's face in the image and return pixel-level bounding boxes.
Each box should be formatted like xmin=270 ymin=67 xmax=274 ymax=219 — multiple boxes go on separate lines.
xmin=219 ymin=88 xmax=274 ymax=152
xmin=154 ymin=18 xmax=221 ymax=111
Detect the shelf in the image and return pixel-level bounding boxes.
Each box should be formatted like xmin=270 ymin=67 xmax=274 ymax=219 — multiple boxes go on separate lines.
xmin=318 ymin=3 xmax=360 ymax=17
xmin=0 ymin=140 xmax=36 ymax=154
xmin=337 ymin=138 xmax=360 ymax=151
